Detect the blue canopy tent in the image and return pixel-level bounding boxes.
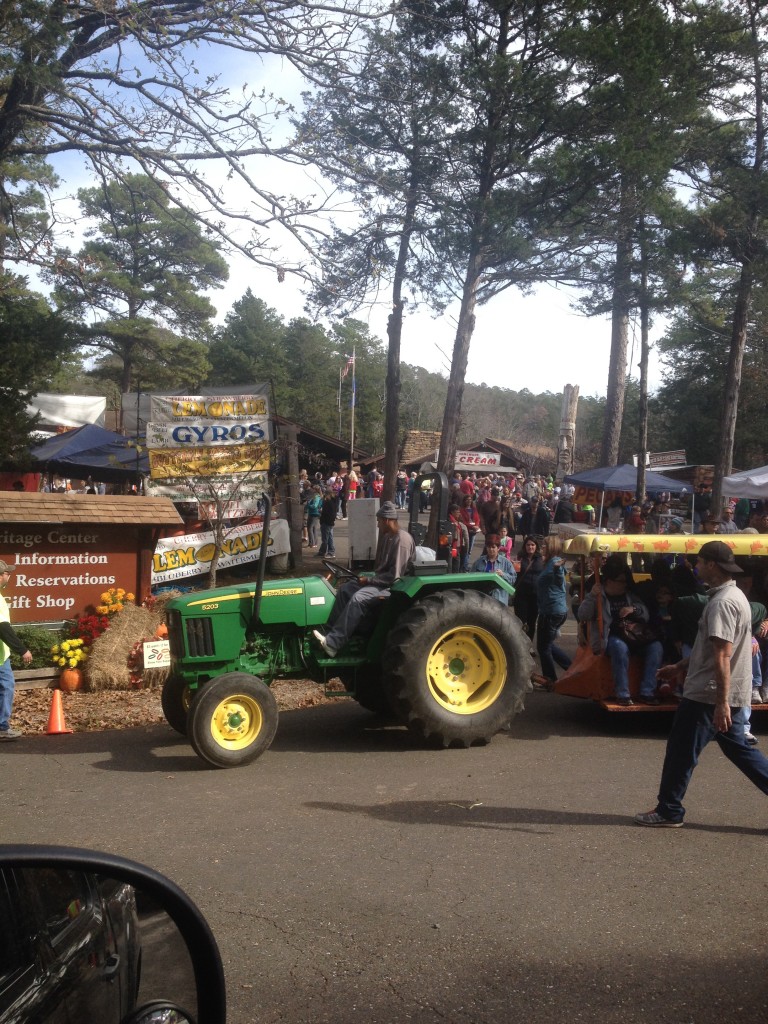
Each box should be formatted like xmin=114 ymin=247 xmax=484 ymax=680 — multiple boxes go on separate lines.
xmin=563 ymin=464 xmax=687 ymax=527
xmin=31 ymin=424 xmax=149 ymax=484
xmin=563 ymin=464 xmax=686 ymax=493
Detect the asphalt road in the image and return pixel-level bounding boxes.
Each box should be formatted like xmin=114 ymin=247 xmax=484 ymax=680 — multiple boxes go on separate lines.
xmin=2 ymin=686 xmax=767 ymax=1024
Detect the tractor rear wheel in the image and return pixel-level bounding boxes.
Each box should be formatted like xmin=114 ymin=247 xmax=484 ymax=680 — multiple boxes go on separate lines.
xmin=338 ymin=667 xmax=393 ymax=716
xmin=161 ymin=674 xmax=194 ymax=736
xmin=384 ymin=590 xmax=532 ymax=747
xmin=187 ymin=673 xmax=278 ymax=768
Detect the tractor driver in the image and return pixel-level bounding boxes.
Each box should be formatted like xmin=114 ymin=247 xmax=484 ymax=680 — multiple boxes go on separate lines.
xmin=313 ymin=500 xmax=416 ymax=657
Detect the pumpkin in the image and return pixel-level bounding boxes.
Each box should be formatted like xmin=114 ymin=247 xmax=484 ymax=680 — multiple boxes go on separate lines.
xmin=59 ymin=668 xmax=84 ymax=692
xmin=154 ymin=622 xmax=168 ymax=639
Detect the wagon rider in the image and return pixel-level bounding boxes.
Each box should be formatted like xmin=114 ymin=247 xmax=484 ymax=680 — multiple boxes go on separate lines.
xmin=313 ymin=501 xmax=415 ymax=657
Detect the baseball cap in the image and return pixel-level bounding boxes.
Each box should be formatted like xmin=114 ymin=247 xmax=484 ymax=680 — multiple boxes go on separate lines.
xmin=376 ymin=500 xmax=398 ymax=519
xmin=0 ymin=560 xmax=15 ymax=573
xmin=697 ymin=540 xmax=742 ymax=574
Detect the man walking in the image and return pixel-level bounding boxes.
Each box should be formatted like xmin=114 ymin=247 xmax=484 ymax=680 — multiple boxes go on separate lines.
xmin=635 ymin=540 xmax=768 ymax=826
xmin=0 ymin=560 xmax=32 ymax=741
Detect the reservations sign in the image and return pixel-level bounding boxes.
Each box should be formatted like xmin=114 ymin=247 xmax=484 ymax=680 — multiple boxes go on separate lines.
xmin=1 ymin=525 xmax=139 ymax=622
xmin=151 ymin=518 xmax=290 ymax=583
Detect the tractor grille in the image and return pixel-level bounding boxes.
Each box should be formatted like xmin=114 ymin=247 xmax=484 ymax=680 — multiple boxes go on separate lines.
xmin=167 ymin=610 xmax=215 ymax=658
xmin=185 ymin=617 xmax=216 ymax=658
xmin=167 ymin=609 xmax=184 ymax=658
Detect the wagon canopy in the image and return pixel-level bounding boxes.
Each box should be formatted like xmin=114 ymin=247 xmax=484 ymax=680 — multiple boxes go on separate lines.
xmin=564 ymin=532 xmax=768 ymax=557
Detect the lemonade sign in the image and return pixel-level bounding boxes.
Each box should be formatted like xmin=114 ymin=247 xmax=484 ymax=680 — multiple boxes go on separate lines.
xmin=151 ymin=518 xmax=290 ymax=583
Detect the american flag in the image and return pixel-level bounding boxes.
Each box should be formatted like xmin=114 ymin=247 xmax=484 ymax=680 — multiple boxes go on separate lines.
xmin=341 ymin=355 xmax=355 ymax=380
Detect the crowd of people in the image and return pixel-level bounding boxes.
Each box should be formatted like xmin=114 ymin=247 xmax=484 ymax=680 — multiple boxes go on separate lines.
xmin=298 ymin=465 xmax=768 ymax=728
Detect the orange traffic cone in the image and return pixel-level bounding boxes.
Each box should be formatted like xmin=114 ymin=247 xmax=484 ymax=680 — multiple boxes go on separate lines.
xmin=46 ymin=689 xmax=73 ymax=735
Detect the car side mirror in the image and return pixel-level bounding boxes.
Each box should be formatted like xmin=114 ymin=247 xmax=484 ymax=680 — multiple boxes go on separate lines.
xmin=0 ymin=845 xmax=226 ymax=1024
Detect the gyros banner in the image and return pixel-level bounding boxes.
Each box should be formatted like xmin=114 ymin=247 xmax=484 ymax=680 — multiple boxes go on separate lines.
xmin=151 ymin=518 xmax=290 ymax=583
xmin=146 ymin=418 xmax=271 ymax=448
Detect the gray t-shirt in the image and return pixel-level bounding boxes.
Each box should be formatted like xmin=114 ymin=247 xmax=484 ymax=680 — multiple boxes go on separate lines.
xmin=684 ymin=580 xmax=753 ymax=707
xmin=371 ymin=529 xmax=416 ymax=586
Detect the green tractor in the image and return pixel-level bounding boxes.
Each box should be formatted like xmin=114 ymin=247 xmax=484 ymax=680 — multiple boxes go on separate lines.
xmin=163 ymin=475 xmax=533 ymax=768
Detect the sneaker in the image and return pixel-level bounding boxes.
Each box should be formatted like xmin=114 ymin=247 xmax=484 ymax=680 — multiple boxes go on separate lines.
xmin=616 ymin=697 xmax=634 ymax=706
xmin=637 ymin=695 xmax=661 ymax=706
xmin=634 ymin=810 xmax=684 ymax=828
xmin=0 ymin=728 xmax=21 ymax=741
xmin=753 ymin=688 xmax=763 ymax=704
xmin=312 ymin=629 xmax=338 ymax=658
xmin=745 ymin=731 xmax=758 ymax=745
xmin=761 ymin=687 xmax=768 ymax=703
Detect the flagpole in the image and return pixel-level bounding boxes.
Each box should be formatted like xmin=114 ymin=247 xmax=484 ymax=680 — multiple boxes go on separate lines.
xmin=338 ymin=367 xmax=342 ymax=438
xmin=349 ymin=346 xmax=356 ymax=470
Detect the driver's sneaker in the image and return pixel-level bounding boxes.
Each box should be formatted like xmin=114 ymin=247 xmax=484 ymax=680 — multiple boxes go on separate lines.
xmin=634 ymin=810 xmax=683 ymax=828
xmin=312 ymin=630 xmax=338 ymax=657
xmin=0 ymin=727 xmax=21 ymax=741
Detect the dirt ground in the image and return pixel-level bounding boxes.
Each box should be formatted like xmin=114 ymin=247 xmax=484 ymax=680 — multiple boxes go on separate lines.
xmin=11 ymin=679 xmax=339 ymax=735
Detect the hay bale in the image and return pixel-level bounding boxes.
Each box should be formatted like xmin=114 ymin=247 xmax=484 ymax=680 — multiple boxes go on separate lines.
xmin=87 ymin=604 xmax=166 ymax=692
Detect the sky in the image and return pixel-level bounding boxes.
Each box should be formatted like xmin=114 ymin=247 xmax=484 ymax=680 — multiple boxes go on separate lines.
xmin=214 ymin=256 xmax=667 ymax=399
xmin=39 ymin=157 xmax=667 ymax=401
xmin=26 ymin=40 xmax=669 ymax=402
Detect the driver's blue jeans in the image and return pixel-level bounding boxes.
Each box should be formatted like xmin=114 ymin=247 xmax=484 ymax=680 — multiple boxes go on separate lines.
xmin=324 ymin=582 xmax=390 ymax=654
xmin=655 ymin=699 xmax=768 ymax=822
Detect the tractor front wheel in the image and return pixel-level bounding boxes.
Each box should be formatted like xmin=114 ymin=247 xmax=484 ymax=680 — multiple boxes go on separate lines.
xmin=187 ymin=673 xmax=278 ymax=768
xmin=161 ymin=674 xmax=195 ymax=736
xmin=384 ymin=590 xmax=532 ymax=747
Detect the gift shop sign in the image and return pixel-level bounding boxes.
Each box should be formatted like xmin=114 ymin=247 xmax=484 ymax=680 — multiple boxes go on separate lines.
xmin=0 ymin=525 xmax=138 ymax=623
xmin=152 ymin=518 xmax=290 ymax=584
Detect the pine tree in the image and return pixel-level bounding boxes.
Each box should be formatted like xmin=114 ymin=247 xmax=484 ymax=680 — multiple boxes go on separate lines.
xmin=50 ymin=174 xmax=228 ymax=407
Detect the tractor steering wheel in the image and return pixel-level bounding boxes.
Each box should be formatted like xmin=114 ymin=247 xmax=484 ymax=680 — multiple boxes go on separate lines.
xmin=321 ymin=559 xmax=359 ymax=583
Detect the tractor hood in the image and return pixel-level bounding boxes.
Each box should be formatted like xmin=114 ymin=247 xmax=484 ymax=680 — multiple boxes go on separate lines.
xmin=166 ymin=575 xmax=337 ymax=629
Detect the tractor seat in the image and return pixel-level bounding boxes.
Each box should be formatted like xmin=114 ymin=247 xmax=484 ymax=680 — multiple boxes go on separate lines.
xmin=410 ymin=560 xmax=450 ymax=576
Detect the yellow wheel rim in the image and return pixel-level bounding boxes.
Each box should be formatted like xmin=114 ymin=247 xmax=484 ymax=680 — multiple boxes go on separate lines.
xmin=425 ymin=626 xmax=507 ymax=714
xmin=209 ymin=693 xmax=263 ymax=750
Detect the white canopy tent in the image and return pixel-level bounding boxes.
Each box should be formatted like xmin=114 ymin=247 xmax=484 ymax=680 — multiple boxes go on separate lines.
xmin=29 ymin=393 xmax=106 ymax=432
xmin=722 ymin=465 xmax=768 ymax=498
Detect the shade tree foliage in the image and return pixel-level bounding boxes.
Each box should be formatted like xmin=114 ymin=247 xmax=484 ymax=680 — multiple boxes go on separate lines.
xmin=5 ymin=0 xmax=768 ymax=493
xmin=48 ymin=173 xmax=228 ymax=404
xmin=0 ymin=280 xmax=80 ymax=466
xmin=0 ymin=0 xmax=391 ymax=274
